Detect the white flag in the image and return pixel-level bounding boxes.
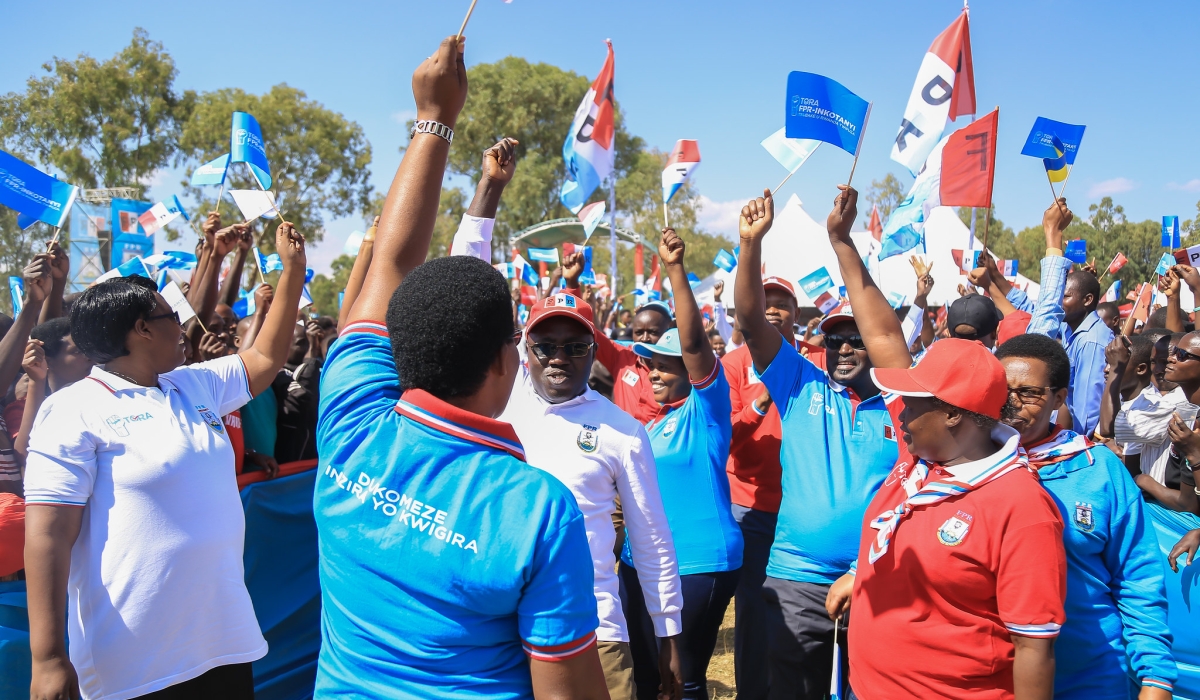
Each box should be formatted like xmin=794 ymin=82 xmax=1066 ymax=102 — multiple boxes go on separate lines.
xmin=229 ymin=190 xmax=278 ymax=222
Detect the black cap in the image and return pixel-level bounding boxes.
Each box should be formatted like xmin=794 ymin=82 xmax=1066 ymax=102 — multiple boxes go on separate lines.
xmin=947 ymin=294 xmax=1001 ymax=340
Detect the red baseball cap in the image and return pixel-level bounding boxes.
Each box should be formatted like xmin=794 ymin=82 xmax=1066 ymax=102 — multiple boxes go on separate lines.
xmin=763 ymin=276 xmax=797 ymax=301
xmin=526 ymin=291 xmax=596 ymax=337
xmin=819 ymin=302 xmax=855 ymax=333
xmin=869 ymin=338 xmax=1008 ymax=419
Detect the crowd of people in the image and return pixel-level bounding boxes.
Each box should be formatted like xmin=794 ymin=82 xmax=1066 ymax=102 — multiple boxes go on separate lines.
xmin=0 ymin=33 xmax=1196 ymax=700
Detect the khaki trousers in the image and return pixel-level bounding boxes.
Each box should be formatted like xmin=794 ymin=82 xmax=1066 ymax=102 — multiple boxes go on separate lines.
xmin=597 ymin=640 xmax=636 ymax=700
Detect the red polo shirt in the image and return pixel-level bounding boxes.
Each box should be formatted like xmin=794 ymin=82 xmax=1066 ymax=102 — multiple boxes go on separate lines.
xmin=594 ymin=333 xmax=660 ymax=425
xmin=722 ymin=345 xmax=782 ymax=512
xmin=849 ymin=454 xmax=1067 ymax=700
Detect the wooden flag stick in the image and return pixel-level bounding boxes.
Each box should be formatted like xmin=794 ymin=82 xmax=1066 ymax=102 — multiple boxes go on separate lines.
xmin=1056 ymin=164 xmax=1075 ymax=200
xmin=773 ymin=164 xmax=800 ymax=196
xmin=662 ymin=200 xmax=670 ymax=229
xmin=48 ymin=227 xmax=61 ymax=249
xmin=981 ymin=208 xmax=992 ymax=252
xmin=457 ymin=0 xmax=480 ymax=40
xmin=846 ymin=103 xmax=872 ymax=189
xmin=1046 ymin=170 xmax=1066 ymax=214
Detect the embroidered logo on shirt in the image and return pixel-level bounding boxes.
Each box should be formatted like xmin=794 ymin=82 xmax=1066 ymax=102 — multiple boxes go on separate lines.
xmin=622 ymin=369 xmax=639 ymax=386
xmin=1073 ymin=502 xmax=1095 ymax=532
xmin=662 ymin=415 xmax=678 ymax=438
xmin=937 ymin=512 xmax=973 ymax=546
xmin=577 ymin=424 xmax=599 ymax=453
xmin=194 ymin=404 xmax=225 ymax=435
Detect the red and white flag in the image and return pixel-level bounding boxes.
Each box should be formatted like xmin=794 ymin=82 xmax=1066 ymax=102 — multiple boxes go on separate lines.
xmin=1108 ymin=252 xmax=1130 ymax=274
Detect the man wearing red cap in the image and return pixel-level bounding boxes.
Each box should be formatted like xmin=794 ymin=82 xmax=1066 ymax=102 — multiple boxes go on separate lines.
xmin=826 ymin=337 xmax=1066 ymax=700
xmin=719 ymin=274 xmax=798 ymax=700
xmin=733 ymin=185 xmax=915 ymax=699
xmin=496 ymin=290 xmax=686 ymax=700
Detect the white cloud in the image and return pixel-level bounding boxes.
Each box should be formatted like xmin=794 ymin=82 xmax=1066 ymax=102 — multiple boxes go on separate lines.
xmin=696 ymin=196 xmax=744 ymax=239
xmin=1167 ymin=179 xmax=1200 ymax=193
xmin=138 ymin=168 xmax=169 ymax=188
xmin=1087 ymin=177 xmax=1136 ymax=198
xmin=391 ymin=109 xmax=416 ymax=124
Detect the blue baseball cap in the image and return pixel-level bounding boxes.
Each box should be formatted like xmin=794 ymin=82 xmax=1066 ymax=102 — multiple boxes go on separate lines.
xmin=636 ymin=300 xmax=674 ymax=320
xmin=633 ymin=328 xmax=682 ymax=359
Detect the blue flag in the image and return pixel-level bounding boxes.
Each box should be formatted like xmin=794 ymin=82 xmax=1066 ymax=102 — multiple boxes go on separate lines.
xmin=886 ymin=291 xmax=906 ymax=309
xmin=8 ymin=278 xmax=23 ymax=316
xmin=1156 ymin=252 xmax=1176 ymax=276
xmin=1020 ymin=117 xmax=1086 ymax=165
xmin=713 ymin=249 xmax=737 ymax=273
xmin=190 ymin=153 xmax=230 ymax=187
xmin=0 ymin=149 xmax=79 ymax=228
xmin=1163 ymin=216 xmax=1181 ymax=248
xmin=784 ymin=72 xmax=872 ymax=156
xmin=155 ymin=269 xmax=170 ymax=292
xmin=527 ymin=247 xmax=559 ymax=264
xmin=144 ymin=250 xmax=198 ymax=271
xmin=231 ymin=112 xmax=272 ymax=190
xmin=798 ymin=267 xmax=835 ymax=299
xmin=1064 ymin=239 xmax=1088 ymax=264
xmin=254 ymin=247 xmax=284 ymax=274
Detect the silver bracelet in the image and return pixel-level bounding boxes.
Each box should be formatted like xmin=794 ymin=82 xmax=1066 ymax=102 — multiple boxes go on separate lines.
xmin=409 ymin=119 xmax=454 ymax=145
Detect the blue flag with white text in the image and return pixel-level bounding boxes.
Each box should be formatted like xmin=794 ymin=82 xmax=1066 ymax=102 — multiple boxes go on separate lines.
xmin=784 ymin=72 xmax=871 ymax=156
xmin=254 ymin=247 xmax=284 ymax=274
xmin=231 ymin=112 xmax=272 ymax=190
xmin=713 ymin=249 xmax=737 ymax=273
xmin=190 ymin=153 xmax=230 ymax=187
xmin=1020 ymin=117 xmax=1086 ymax=164
xmin=0 ymin=150 xmax=79 ymax=228
xmin=1164 ymin=216 xmax=1181 ymax=248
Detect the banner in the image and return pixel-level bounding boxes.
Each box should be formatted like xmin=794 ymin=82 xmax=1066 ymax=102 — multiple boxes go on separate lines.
xmin=939 ymin=108 xmax=998 ymax=208
xmin=785 ymin=72 xmax=871 ymax=155
xmin=68 ymin=201 xmax=108 ymax=292
xmin=231 ymin=112 xmax=272 ymax=190
xmin=890 ymin=10 xmax=976 ymax=175
xmin=0 ymin=150 xmax=78 ymax=228
xmin=110 ymin=199 xmax=154 ymax=269
xmin=560 ymin=41 xmax=615 ymax=214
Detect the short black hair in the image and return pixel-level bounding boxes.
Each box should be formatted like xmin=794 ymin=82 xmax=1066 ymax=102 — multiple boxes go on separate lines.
xmin=1140 ymin=327 xmax=1171 ymax=344
xmin=70 ymin=276 xmax=159 ymax=364
xmin=1096 ymin=301 xmax=1120 ymax=317
xmin=995 ymin=333 xmax=1071 ymax=389
xmin=1129 ymin=333 xmax=1155 ymax=367
xmin=387 ymin=255 xmax=514 ymax=398
xmin=1066 ymin=270 xmax=1101 ymax=309
xmin=1146 ymin=307 xmax=1169 ymax=329
xmin=31 ymin=317 xmax=72 ymax=359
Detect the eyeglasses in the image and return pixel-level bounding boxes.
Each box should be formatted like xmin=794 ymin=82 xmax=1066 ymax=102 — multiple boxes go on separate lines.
xmin=529 ymin=341 xmax=595 ymax=360
xmin=825 ymin=335 xmax=866 ymax=350
xmin=1007 ymin=385 xmax=1058 ymax=405
xmin=1173 ymin=347 xmax=1200 ymax=364
xmin=146 ymin=310 xmax=182 ymax=326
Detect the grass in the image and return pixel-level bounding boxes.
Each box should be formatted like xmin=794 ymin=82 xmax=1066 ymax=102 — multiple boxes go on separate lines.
xmin=705 ymin=604 xmax=738 ymax=699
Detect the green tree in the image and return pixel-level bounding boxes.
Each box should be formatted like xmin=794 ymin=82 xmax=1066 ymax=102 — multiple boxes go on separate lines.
xmin=958 ymin=206 xmax=1018 ymax=262
xmin=308 ymin=253 xmax=357 ymax=317
xmin=0 ymin=28 xmax=187 ymax=192
xmin=863 ymin=173 xmax=908 ymax=223
xmin=177 ymin=84 xmax=373 ymax=246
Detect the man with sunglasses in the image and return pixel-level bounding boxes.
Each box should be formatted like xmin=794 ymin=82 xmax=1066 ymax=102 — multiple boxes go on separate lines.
xmin=496 ymin=290 xmax=686 ymax=700
xmin=734 ymin=185 xmax=913 ymax=699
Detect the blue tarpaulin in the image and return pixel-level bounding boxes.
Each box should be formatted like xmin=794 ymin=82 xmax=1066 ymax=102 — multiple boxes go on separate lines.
xmin=0 ymin=468 xmax=321 ymax=700
xmin=1145 ymin=501 xmax=1200 ymax=698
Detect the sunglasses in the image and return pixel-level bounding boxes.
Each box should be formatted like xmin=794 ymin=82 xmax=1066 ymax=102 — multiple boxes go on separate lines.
xmin=825 ymin=334 xmax=866 ymax=351
xmin=1173 ymin=347 xmax=1200 ymax=364
xmin=530 ymin=341 xmax=595 ymax=361
xmin=146 ymin=310 xmax=182 ymax=326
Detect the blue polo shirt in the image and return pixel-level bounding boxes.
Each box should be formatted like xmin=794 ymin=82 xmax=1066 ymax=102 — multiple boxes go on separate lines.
xmin=313 ymin=322 xmax=599 ymax=699
xmin=760 ymin=342 xmax=904 ymax=584
xmin=1033 ymin=435 xmax=1176 ymax=698
xmin=622 ymin=364 xmax=742 ymax=575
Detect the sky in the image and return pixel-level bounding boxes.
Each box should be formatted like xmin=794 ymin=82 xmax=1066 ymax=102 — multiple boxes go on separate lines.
xmin=3 ymin=0 xmax=1199 ymax=273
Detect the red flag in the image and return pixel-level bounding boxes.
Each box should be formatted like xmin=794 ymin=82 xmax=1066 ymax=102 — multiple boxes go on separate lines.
xmin=940 ymin=108 xmax=998 ymax=207
xmin=1132 ymin=283 xmax=1152 ymax=322
xmin=634 ymin=243 xmax=645 ymax=288
xmin=1108 ymin=252 xmax=1129 ymax=274
xmin=519 ymin=285 xmax=538 ymax=307
xmin=650 ymin=255 xmax=661 ymax=291
xmin=928 ymin=10 xmax=976 ymax=120
xmin=868 ymin=205 xmax=883 ymax=242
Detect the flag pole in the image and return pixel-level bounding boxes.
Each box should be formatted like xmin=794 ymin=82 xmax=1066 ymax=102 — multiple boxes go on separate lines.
xmin=662 ymin=200 xmax=670 ymax=229
xmin=457 ymin=0 xmax=480 ymax=40
xmin=981 ymin=208 xmax=992 ymax=252
xmin=773 ymin=164 xmax=801 ymax=196
xmin=48 ymin=226 xmax=61 ymax=249
xmin=846 ymin=103 xmax=872 ymax=189
xmin=1057 ymin=164 xmax=1075 ymax=200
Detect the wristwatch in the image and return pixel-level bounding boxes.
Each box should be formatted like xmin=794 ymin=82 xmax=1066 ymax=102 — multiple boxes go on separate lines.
xmin=409 ymin=119 xmax=454 ymax=145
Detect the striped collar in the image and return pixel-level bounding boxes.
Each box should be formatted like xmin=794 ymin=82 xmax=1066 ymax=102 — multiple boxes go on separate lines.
xmin=342 ymin=320 xmax=389 ymax=337
xmin=395 ymin=389 xmax=525 ymax=461
xmin=938 ymin=424 xmax=1026 ymax=482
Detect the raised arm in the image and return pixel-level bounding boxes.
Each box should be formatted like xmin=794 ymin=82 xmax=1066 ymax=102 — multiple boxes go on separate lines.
xmin=40 ymin=242 xmax=69 ymax=323
xmin=186 ymin=222 xmax=242 ymax=352
xmin=0 ymin=255 xmax=51 ymax=394
xmin=660 ymin=228 xmax=715 ymax=383
xmin=239 ymin=222 xmax=306 ymax=397
xmin=828 ymin=186 xmax=911 ymax=369
xmin=1026 ymin=199 xmax=1073 ymax=339
xmin=450 ymin=138 xmax=519 ymax=262
xmin=16 ymin=339 xmax=48 ymax=461
xmin=1160 ymin=269 xmax=1185 ymax=333
xmin=188 ymin=212 xmax=219 ymax=308
xmin=734 ymin=189 xmax=781 ymax=373
xmin=218 ymin=226 xmax=253 ymax=307
xmin=337 ymin=217 xmax=377 ymax=330
xmin=349 ymin=36 xmax=468 ymax=325
xmin=1098 ymin=335 xmax=1131 ymax=439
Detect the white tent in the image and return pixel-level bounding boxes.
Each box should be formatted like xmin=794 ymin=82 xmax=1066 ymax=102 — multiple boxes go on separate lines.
xmin=693 ymin=194 xmax=1041 ymax=310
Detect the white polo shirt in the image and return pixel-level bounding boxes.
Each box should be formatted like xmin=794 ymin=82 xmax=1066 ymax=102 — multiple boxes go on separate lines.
xmin=24 ymin=356 xmax=267 ymax=700
xmin=500 ymin=366 xmax=683 ymax=642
